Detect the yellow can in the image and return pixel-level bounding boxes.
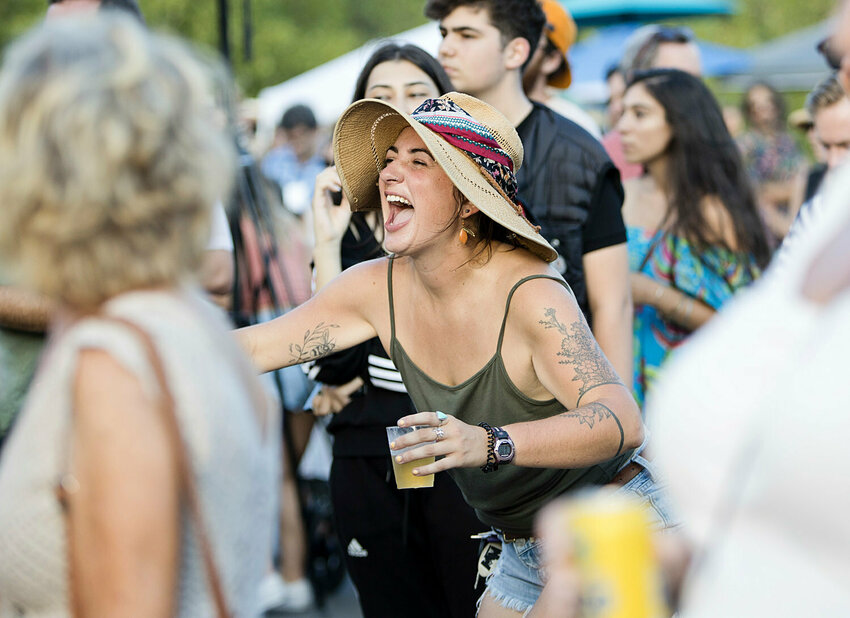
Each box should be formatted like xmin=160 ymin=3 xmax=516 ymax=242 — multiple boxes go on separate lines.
xmin=566 ymin=490 xmax=668 ymax=618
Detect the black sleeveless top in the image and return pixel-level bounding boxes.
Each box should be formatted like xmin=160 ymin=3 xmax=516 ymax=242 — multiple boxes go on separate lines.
xmin=387 ymin=258 xmax=633 ymax=535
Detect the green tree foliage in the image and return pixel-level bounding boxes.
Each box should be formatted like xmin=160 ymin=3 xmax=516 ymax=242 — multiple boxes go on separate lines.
xmin=0 ymin=0 xmax=839 ymax=96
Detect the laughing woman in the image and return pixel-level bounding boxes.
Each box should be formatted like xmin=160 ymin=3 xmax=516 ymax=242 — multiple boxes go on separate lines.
xmin=238 ymin=92 xmax=662 ymax=616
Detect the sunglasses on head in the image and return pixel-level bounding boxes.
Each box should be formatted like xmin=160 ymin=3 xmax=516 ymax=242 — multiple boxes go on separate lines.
xmin=651 ymin=26 xmax=694 ymax=44
xmin=817 ymin=37 xmax=842 ymax=70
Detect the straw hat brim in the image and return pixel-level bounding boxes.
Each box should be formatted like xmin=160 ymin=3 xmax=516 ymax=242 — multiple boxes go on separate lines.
xmin=332 ymin=98 xmax=557 ymax=263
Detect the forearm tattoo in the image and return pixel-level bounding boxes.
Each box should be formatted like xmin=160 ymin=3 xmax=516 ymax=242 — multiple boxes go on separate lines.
xmin=289 ymin=322 xmax=340 ymax=363
xmin=539 ymin=308 xmax=623 ymax=406
xmin=560 ymin=402 xmax=625 ymax=456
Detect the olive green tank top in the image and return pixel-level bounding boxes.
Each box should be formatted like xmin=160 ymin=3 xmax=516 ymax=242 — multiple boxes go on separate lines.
xmin=387 ymin=257 xmax=633 ymax=535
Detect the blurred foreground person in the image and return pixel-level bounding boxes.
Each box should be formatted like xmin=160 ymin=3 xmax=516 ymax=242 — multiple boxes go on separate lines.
xmin=0 ymin=15 xmax=276 ymax=616
xmin=618 ymin=69 xmax=770 ymax=407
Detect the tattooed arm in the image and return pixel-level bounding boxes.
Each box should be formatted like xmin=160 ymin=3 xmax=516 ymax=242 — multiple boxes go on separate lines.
xmin=234 ymin=259 xmax=384 ymax=374
xmin=505 ymin=278 xmax=643 ymax=468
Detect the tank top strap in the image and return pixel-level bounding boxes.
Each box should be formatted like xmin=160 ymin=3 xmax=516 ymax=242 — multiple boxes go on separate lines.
xmin=496 ymin=274 xmax=572 ymax=353
xmin=387 ymin=255 xmax=397 ymax=341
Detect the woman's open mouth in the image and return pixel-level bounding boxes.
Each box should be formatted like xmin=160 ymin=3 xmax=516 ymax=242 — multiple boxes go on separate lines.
xmin=385 ymin=194 xmax=414 ymax=232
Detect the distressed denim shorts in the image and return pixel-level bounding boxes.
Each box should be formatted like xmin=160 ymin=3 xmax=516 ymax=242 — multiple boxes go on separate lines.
xmin=479 ymin=457 xmax=675 ymax=615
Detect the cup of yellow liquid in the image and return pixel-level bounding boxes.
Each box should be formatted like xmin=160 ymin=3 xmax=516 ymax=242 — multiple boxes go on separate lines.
xmin=386 ymin=425 xmax=435 ymax=489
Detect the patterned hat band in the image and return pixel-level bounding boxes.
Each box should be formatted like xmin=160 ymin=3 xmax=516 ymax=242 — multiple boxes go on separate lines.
xmin=411 ymin=99 xmax=519 ymax=203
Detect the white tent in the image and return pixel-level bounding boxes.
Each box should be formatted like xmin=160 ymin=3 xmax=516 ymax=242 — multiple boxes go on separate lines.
xmin=256 ymin=22 xmax=441 ymax=137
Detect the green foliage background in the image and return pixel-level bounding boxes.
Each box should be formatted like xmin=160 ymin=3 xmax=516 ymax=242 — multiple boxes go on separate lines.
xmin=0 ymin=0 xmax=838 ymax=96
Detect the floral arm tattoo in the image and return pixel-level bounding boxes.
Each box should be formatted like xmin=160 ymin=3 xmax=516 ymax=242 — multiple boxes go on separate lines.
xmin=539 ymin=307 xmax=624 ymax=406
xmin=561 ymin=402 xmax=625 ymax=456
xmin=289 ymin=322 xmax=340 ymax=364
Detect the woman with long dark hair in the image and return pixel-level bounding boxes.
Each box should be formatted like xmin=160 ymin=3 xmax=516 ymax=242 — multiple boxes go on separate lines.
xmin=306 ymin=43 xmax=488 ymax=618
xmin=618 ymin=68 xmax=770 ymax=407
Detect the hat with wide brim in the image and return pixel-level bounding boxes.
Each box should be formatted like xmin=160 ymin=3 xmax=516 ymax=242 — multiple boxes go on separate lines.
xmin=332 ymin=92 xmax=557 ymax=263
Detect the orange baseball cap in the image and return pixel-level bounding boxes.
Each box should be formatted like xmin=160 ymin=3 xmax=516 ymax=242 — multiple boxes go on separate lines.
xmin=540 ymin=0 xmax=577 ymax=89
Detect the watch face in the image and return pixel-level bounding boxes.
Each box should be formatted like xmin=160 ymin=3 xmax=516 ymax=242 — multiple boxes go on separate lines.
xmin=497 ymin=442 xmax=513 ymax=458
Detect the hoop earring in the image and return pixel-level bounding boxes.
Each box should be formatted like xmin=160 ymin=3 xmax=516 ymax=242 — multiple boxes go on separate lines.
xmin=459 ymin=226 xmax=476 ymax=245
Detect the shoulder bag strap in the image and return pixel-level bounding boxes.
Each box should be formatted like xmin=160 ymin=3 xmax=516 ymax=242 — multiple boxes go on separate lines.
xmin=57 ymin=316 xmax=231 ymax=617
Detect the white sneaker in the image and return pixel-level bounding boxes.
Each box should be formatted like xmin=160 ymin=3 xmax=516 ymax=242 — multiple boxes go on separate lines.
xmin=258 ymin=572 xmax=314 ymax=614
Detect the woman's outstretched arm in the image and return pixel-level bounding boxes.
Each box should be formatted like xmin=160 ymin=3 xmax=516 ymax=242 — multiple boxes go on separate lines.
xmin=235 ymin=259 xmax=384 ymax=374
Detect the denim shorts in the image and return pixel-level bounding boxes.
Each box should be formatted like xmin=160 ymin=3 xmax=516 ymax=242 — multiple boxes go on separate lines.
xmin=480 ymin=457 xmax=675 ymax=615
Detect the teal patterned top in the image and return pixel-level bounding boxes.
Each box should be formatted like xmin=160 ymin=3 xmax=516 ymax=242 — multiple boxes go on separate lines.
xmin=627 ymin=226 xmax=761 ymax=409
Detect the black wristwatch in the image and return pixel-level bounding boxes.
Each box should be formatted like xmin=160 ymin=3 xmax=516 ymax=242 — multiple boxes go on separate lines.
xmin=479 ymin=423 xmax=515 ymax=472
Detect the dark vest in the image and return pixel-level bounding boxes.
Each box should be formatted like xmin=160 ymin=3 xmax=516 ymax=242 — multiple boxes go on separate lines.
xmin=516 ymin=103 xmax=618 ymax=318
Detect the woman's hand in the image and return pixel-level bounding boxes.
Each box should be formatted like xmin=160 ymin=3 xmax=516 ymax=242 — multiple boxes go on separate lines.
xmin=312 ymin=166 xmax=353 ymax=249
xmin=390 ymin=411 xmax=489 ymax=475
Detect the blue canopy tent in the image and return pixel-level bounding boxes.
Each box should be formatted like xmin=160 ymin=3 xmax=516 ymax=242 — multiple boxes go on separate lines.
xmin=564 ymin=0 xmax=736 ymax=26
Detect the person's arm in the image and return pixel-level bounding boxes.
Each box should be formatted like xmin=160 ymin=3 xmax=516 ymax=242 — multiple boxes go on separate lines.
xmin=630 ymin=272 xmax=715 ymax=331
xmin=581 ymin=166 xmax=633 ymax=390
xmin=392 ymin=278 xmax=643 ymax=472
xmin=0 ymin=285 xmax=53 ymax=332
xmin=235 ymin=259 xmax=381 ymax=374
xmin=69 ymin=348 xmax=179 ymax=616
xmin=583 ymin=243 xmax=633 ymax=390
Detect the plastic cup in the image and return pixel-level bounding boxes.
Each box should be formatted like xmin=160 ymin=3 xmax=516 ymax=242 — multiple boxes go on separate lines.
xmin=386 ymin=425 xmax=435 ymax=489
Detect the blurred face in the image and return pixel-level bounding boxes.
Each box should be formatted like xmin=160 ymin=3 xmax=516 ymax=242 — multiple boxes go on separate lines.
xmin=365 ymin=60 xmax=441 ymax=115
xmin=653 ymin=42 xmax=702 ymax=76
xmin=606 ymin=71 xmax=626 ymax=128
xmin=437 ymin=6 xmax=509 ymax=98
xmin=378 ymin=127 xmax=459 ymax=256
xmin=284 ymin=125 xmax=317 ymax=162
xmin=617 ymin=83 xmax=672 ymax=165
xmin=747 ymin=85 xmax=778 ymax=130
xmin=46 ymin=0 xmax=100 ymax=19
xmin=814 ymin=97 xmax=850 ymax=170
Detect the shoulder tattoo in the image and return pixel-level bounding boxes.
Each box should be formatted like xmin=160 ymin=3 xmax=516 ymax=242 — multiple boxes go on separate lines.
xmin=539 ymin=307 xmax=623 ymax=405
xmin=289 ymin=322 xmax=340 ymax=364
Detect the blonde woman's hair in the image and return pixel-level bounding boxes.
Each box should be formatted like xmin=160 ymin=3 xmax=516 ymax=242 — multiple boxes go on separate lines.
xmin=0 ymin=14 xmax=236 ymax=309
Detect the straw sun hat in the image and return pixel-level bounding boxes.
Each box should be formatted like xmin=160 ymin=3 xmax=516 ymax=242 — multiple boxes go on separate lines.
xmin=332 ymin=92 xmax=557 ymax=262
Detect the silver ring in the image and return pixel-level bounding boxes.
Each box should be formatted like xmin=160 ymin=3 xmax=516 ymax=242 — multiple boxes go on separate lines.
xmin=434 ymin=426 xmax=446 ymax=441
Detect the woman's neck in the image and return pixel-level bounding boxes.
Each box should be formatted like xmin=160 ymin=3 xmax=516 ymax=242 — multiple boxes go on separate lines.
xmin=645 ymin=154 xmax=671 ymax=197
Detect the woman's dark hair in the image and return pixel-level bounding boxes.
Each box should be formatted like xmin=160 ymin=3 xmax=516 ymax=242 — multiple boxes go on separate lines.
xmin=350 ymin=43 xmax=453 ymax=259
xmin=740 ymin=80 xmax=787 ymax=133
xmin=628 ymin=69 xmax=771 ymax=266
xmin=352 ymin=42 xmax=453 ymax=104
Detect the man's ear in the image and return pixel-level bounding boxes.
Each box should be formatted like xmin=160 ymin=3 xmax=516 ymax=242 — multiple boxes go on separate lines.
xmin=504 ymin=36 xmax=532 ymax=71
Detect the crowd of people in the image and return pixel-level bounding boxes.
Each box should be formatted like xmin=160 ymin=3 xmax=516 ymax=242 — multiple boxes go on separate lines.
xmin=0 ymin=0 xmax=849 ymax=616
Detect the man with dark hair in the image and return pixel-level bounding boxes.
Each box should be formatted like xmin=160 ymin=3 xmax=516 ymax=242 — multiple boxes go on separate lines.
xmin=425 ymin=0 xmax=633 ymax=393
xmin=262 ymin=103 xmax=325 ymax=217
